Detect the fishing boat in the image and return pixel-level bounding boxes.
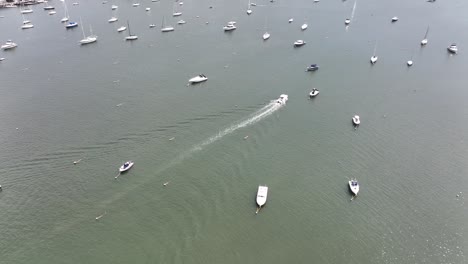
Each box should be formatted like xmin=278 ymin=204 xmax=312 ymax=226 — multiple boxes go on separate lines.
xmin=306 ymin=64 xmax=319 ymax=71
xmin=125 ymin=21 xmax=138 ymax=40
xmin=246 ymin=0 xmax=252 ymax=15
xmin=256 ymin=185 xmax=268 ymax=209
xmin=447 ymin=43 xmax=458 ymax=54
xmin=352 ymin=115 xmax=360 ymax=125
xmin=1 ymin=40 xmax=17 ymax=50
xmin=309 ymin=88 xmax=319 ymax=97
xmin=276 ymin=94 xmax=288 ymax=105
xmin=65 ymin=21 xmax=78 ymax=29
xmin=119 ymin=161 xmax=134 ymax=172
xmin=161 ymin=16 xmax=174 ymax=32
xmin=79 ymin=18 xmax=97 ymax=45
xmin=348 ymin=179 xmax=359 ymax=196
xmin=391 ymin=16 xmax=398 ymax=22
xmin=223 ymin=22 xmax=236 ymax=31
xmin=117 ymin=26 xmax=126 ymax=32
xmin=189 ymin=74 xmax=208 ymax=84
xmin=294 ymin=40 xmax=306 ymax=47
xmin=301 ymin=23 xmax=308 ymax=30
xmin=421 ymin=26 xmax=429 ymax=46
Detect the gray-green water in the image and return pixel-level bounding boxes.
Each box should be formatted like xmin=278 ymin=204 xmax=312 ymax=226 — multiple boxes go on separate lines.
xmin=0 ymin=0 xmax=467 ymax=263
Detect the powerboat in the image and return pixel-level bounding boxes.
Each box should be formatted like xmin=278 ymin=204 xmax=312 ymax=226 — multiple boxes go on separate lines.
xmin=177 ymin=20 xmax=186 ymax=25
xmin=61 ymin=17 xmax=69 ymax=23
xmin=391 ymin=16 xmax=398 ymax=22
xmin=173 ymin=12 xmax=182 ymax=16
xmin=256 ymin=185 xmax=268 ymax=208
xmin=349 ymin=179 xmax=359 ymax=196
xmin=1 ymin=40 xmax=17 ymax=50
xmin=132 ymin=3 xmax=140 ymax=7
xmin=223 ymin=23 xmax=236 ymax=31
xmin=149 ymin=24 xmax=156 ymax=28
xmin=80 ymin=35 xmax=97 ymax=45
xmin=447 ymin=43 xmax=458 ymax=54
xmin=263 ymin=32 xmax=270 ymax=40
xmin=288 ymin=18 xmax=294 ymax=23
xmin=294 ymin=40 xmax=306 ymax=47
xmin=65 ymin=21 xmax=78 ymax=28
xmin=301 ymin=23 xmax=308 ymax=30
xmin=421 ymin=38 xmax=428 ymax=46
xmin=370 ymin=55 xmax=378 ymax=64
xmin=43 ymin=5 xmax=55 ymax=10
xmin=276 ymin=94 xmax=288 ymax=105
xmin=345 ymin=18 xmax=350 ymax=25
xmin=189 ymin=74 xmax=208 ymax=84
xmin=306 ymin=64 xmax=319 ymax=71
xmin=407 ymin=60 xmax=413 ymax=66
xmin=21 ymin=23 xmax=34 ymax=29
xmin=111 ymin=5 xmax=118 ymax=10
xmin=309 ymin=88 xmax=319 ymax=97
xmin=161 ymin=26 xmax=175 ymax=32
xmin=117 ymin=26 xmax=127 ymax=32
xmin=48 ymin=10 xmax=57 ymax=15
xmin=108 ymin=17 xmax=118 ymax=23
xmin=119 ymin=161 xmax=134 ymax=172
xmin=352 ymin=115 xmax=360 ymax=125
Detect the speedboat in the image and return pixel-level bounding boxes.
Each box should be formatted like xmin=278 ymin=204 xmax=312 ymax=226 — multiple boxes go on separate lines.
xmin=21 ymin=23 xmax=34 ymax=29
xmin=447 ymin=43 xmax=458 ymax=54
xmin=119 ymin=161 xmax=134 ymax=172
xmin=65 ymin=21 xmax=78 ymax=28
xmin=189 ymin=74 xmax=208 ymax=84
xmin=1 ymin=40 xmax=17 ymax=50
xmin=223 ymin=23 xmax=236 ymax=31
xmin=80 ymin=35 xmax=97 ymax=45
xmin=309 ymin=88 xmax=319 ymax=97
xmin=288 ymin=18 xmax=294 ymax=23
xmin=256 ymin=185 xmax=268 ymax=208
xmin=352 ymin=115 xmax=360 ymax=125
xmin=48 ymin=10 xmax=57 ymax=15
xmin=391 ymin=16 xmax=398 ymax=22
xmin=108 ymin=17 xmax=118 ymax=23
xmin=370 ymin=55 xmax=378 ymax=64
xmin=349 ymin=179 xmax=359 ymax=196
xmin=111 ymin=5 xmax=118 ymax=10
xmin=173 ymin=12 xmax=182 ymax=16
xmin=407 ymin=60 xmax=413 ymax=66
xmin=43 ymin=5 xmax=55 ymax=10
xmin=345 ymin=18 xmax=350 ymax=25
xmin=276 ymin=94 xmax=288 ymax=105
xmin=177 ymin=20 xmax=186 ymax=25
xmin=117 ymin=26 xmax=127 ymax=32
xmin=294 ymin=40 xmax=306 ymax=47
xmin=263 ymin=32 xmax=270 ymax=40
xmin=301 ymin=23 xmax=308 ymax=30
xmin=251 ymin=2 xmax=257 ymax=6
xmin=306 ymin=64 xmax=319 ymax=71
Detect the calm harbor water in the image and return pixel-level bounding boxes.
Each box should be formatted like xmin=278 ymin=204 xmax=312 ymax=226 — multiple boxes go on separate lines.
xmin=1 ymin=0 xmax=467 ymax=263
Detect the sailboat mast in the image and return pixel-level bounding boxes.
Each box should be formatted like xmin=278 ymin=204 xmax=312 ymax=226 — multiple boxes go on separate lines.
xmin=127 ymin=20 xmax=131 ymax=36
xmin=424 ymin=26 xmax=429 ymax=39
xmin=80 ymin=17 xmax=85 ymax=38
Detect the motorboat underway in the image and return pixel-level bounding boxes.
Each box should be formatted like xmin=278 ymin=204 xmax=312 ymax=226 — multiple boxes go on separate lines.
xmin=352 ymin=115 xmax=360 ymax=125
xmin=407 ymin=60 xmax=413 ymax=66
xmin=119 ymin=161 xmax=134 ymax=172
xmin=108 ymin=17 xmax=118 ymax=23
xmin=288 ymin=18 xmax=294 ymax=23
xmin=65 ymin=21 xmax=78 ymax=28
xmin=256 ymin=185 xmax=268 ymax=209
xmin=309 ymin=88 xmax=319 ymax=97
xmin=349 ymin=179 xmax=359 ymax=196
xmin=447 ymin=43 xmax=458 ymax=54
xmin=263 ymin=32 xmax=270 ymax=40
xmin=370 ymin=55 xmax=378 ymax=64
xmin=301 ymin=23 xmax=308 ymax=30
xmin=294 ymin=40 xmax=306 ymax=47
xmin=223 ymin=22 xmax=236 ymax=31
xmin=111 ymin=5 xmax=118 ymax=10
xmin=276 ymin=94 xmax=288 ymax=105
xmin=1 ymin=40 xmax=18 ymax=50
xmin=345 ymin=18 xmax=351 ymax=25
xmin=306 ymin=64 xmax=319 ymax=71
xmin=117 ymin=26 xmax=127 ymax=32
xmin=21 ymin=23 xmax=34 ymax=29
xmin=189 ymin=74 xmax=208 ymax=84
xmin=391 ymin=16 xmax=398 ymax=22
xmin=177 ymin=20 xmax=186 ymax=25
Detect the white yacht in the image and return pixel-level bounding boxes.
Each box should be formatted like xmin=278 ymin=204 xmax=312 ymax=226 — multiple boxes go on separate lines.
xmin=149 ymin=24 xmax=156 ymax=28
xmin=125 ymin=21 xmax=138 ymax=40
xmin=301 ymin=23 xmax=308 ymax=30
xmin=117 ymin=26 xmax=126 ymax=32
xmin=48 ymin=10 xmax=57 ymax=15
xmin=108 ymin=17 xmax=118 ymax=23
xmin=349 ymin=179 xmax=359 ymax=196
xmin=173 ymin=12 xmax=182 ymax=16
xmin=161 ymin=16 xmax=174 ymax=32
xmin=119 ymin=161 xmax=134 ymax=172
xmin=132 ymin=3 xmax=140 ymax=7
xmin=447 ymin=43 xmax=458 ymax=54
xmin=223 ymin=22 xmax=236 ymax=31
xmin=276 ymin=94 xmax=288 ymax=105
xmin=256 ymin=185 xmax=268 ymax=209
xmin=146 ymin=8 xmax=151 ymax=11
xmin=189 ymin=74 xmax=208 ymax=84
xmin=1 ymin=40 xmax=18 ymax=50
xmin=309 ymin=88 xmax=319 ymax=97
xmin=352 ymin=115 xmax=360 ymax=125
xmin=391 ymin=16 xmax=398 ymax=22
xmin=80 ymin=35 xmax=97 ymax=44
xmin=294 ymin=40 xmax=306 ymax=47
xmin=262 ymin=32 xmax=270 ymax=40
xmin=65 ymin=21 xmax=78 ymax=28
xmin=43 ymin=5 xmax=55 ymax=10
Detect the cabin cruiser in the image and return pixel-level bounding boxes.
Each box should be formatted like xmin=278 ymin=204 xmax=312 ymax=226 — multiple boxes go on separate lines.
xmin=65 ymin=21 xmax=78 ymax=28
xmin=309 ymin=88 xmax=319 ymax=97
xmin=391 ymin=16 xmax=398 ymax=22
xmin=119 ymin=161 xmax=134 ymax=172
xmin=256 ymin=185 xmax=268 ymax=208
xmin=294 ymin=40 xmax=306 ymax=47
xmin=447 ymin=43 xmax=458 ymax=54
xmin=306 ymin=64 xmax=319 ymax=71
xmin=276 ymin=94 xmax=288 ymax=105
xmin=1 ymin=40 xmax=17 ymax=50
xmin=352 ymin=115 xmax=360 ymax=125
xmin=262 ymin=32 xmax=270 ymax=40
xmin=189 ymin=74 xmax=208 ymax=84
xmin=301 ymin=23 xmax=308 ymax=30
xmin=108 ymin=17 xmax=118 ymax=23
xmin=117 ymin=26 xmax=127 ymax=32
xmin=370 ymin=55 xmax=378 ymax=64
xmin=223 ymin=22 xmax=236 ymax=31
xmin=345 ymin=18 xmax=350 ymax=25
xmin=349 ymin=179 xmax=359 ymax=196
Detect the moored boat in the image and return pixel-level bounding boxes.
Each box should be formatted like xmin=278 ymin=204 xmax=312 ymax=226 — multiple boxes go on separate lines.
xmin=256 ymin=185 xmax=268 ymax=208
xmin=65 ymin=21 xmax=78 ymax=28
xmin=262 ymin=32 xmax=270 ymax=40
xmin=349 ymin=179 xmax=359 ymax=196
xmin=294 ymin=40 xmax=305 ymax=47
xmin=309 ymin=88 xmax=319 ymax=97
xmin=447 ymin=43 xmax=458 ymax=54
xmin=1 ymin=40 xmax=18 ymax=50
xmin=352 ymin=115 xmax=360 ymax=125
xmin=306 ymin=64 xmax=319 ymax=71
xmin=189 ymin=74 xmax=208 ymax=84
xmin=223 ymin=22 xmax=236 ymax=31
xmin=301 ymin=23 xmax=308 ymax=30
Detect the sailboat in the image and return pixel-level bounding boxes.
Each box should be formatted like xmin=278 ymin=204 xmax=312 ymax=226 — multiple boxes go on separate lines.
xmin=247 ymin=0 xmax=252 ymax=15
xmin=172 ymin=3 xmax=182 ymax=16
xmin=370 ymin=41 xmax=378 ymax=64
xmin=161 ymin=16 xmax=174 ymax=32
xmin=61 ymin=0 xmax=69 ymax=22
xmin=421 ymin=26 xmax=429 ymax=46
xmin=345 ymin=0 xmax=356 ymax=26
xmin=20 ymin=12 xmax=34 ymax=29
xmin=262 ymin=17 xmax=270 ymax=40
xmin=108 ymin=9 xmax=118 ymax=23
xmin=79 ymin=17 xmax=97 ymax=45
xmin=125 ymin=20 xmax=138 ymax=40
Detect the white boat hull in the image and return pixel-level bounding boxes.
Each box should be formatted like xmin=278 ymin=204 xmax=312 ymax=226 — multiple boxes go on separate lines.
xmin=349 ymin=180 xmax=359 ymax=195
xmin=119 ymin=161 xmax=134 ymax=172
xmin=80 ymin=36 xmax=97 ymax=44
xmin=161 ymin=27 xmax=175 ymax=32
xmin=125 ymin=35 xmax=138 ymax=40
xmin=309 ymin=90 xmax=319 ymax=97
xmin=117 ymin=26 xmax=127 ymax=32
xmin=256 ymin=185 xmax=268 ymax=207
xmin=263 ymin=33 xmax=270 ymax=40
xmin=352 ymin=115 xmax=360 ymax=125
xmin=189 ymin=75 xmax=208 ymax=83
xmin=276 ymin=94 xmax=288 ymax=105
xmin=301 ymin=24 xmax=308 ymax=30
xmin=370 ymin=56 xmax=378 ymax=64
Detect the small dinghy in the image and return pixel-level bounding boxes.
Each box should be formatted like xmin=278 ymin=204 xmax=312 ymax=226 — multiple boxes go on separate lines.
xmin=306 ymin=64 xmax=319 ymax=71
xmin=294 ymin=40 xmax=306 ymax=47
xmin=119 ymin=161 xmax=134 ymax=172
xmin=447 ymin=43 xmax=458 ymax=54
xmin=189 ymin=74 xmax=208 ymax=84
xmin=301 ymin=23 xmax=308 ymax=30
xmin=352 ymin=115 xmax=360 ymax=125
xmin=349 ymin=179 xmax=359 ymax=196
xmin=276 ymin=94 xmax=288 ymax=105
xmin=309 ymin=88 xmax=319 ymax=98
xmin=256 ymin=185 xmax=268 ymax=213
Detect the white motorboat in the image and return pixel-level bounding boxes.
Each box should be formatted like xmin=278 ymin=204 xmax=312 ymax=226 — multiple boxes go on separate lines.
xmin=132 ymin=3 xmax=140 ymax=7
xmin=111 ymin=5 xmax=118 ymax=10
xmin=223 ymin=23 xmax=236 ymax=31
xmin=0 ymin=58 xmax=5 ymax=61
xmin=294 ymin=40 xmax=306 ymax=47
xmin=189 ymin=74 xmax=208 ymax=84
xmin=421 ymin=26 xmax=429 ymax=46
xmin=301 ymin=23 xmax=308 ymax=30
xmin=72 ymin=2 xmax=79 ymax=5
xmin=391 ymin=16 xmax=398 ymax=22
xmin=161 ymin=16 xmax=174 ymax=32
xmin=370 ymin=55 xmax=378 ymax=64
xmin=108 ymin=17 xmax=118 ymax=23
xmin=22 ymin=19 xmax=31 ymax=24
xmin=125 ymin=20 xmax=138 ymax=40
xmin=173 ymin=12 xmax=182 ymax=16
xmin=352 ymin=115 xmax=360 ymax=125
xmin=117 ymin=26 xmax=126 ymax=32
xmin=447 ymin=43 xmax=458 ymax=54
xmin=276 ymin=94 xmax=288 ymax=105
xmin=407 ymin=60 xmax=413 ymax=67
xmin=146 ymin=8 xmax=151 ymax=11
xmin=256 ymin=185 xmax=268 ymax=208
xmin=288 ymin=18 xmax=294 ymax=23
xmin=21 ymin=9 xmax=33 ymax=14
xmin=179 ymin=2 xmax=184 ymax=5
xmin=119 ymin=161 xmax=134 ymax=172
xmin=345 ymin=18 xmax=351 ymax=25
xmin=177 ymin=20 xmax=186 ymax=25
xmin=21 ymin=23 xmax=34 ymax=29
xmin=349 ymin=179 xmax=359 ymax=196
xmin=263 ymin=32 xmax=270 ymax=40
xmin=49 ymin=10 xmax=57 ymax=15
xmin=43 ymin=5 xmax=55 ymax=10
xmin=65 ymin=21 xmax=78 ymax=28
xmin=61 ymin=17 xmax=69 ymax=22
xmin=246 ymin=9 xmax=252 ymax=15
xmin=1 ymin=40 xmax=18 ymax=50
xmin=309 ymin=88 xmax=319 ymax=97
xmin=149 ymin=24 xmax=156 ymax=28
